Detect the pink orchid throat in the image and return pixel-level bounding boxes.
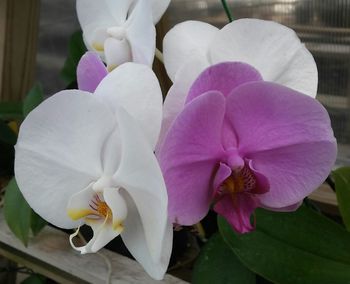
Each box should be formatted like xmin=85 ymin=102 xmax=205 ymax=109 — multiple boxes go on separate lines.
xmin=213 ymin=154 xmax=270 ymax=233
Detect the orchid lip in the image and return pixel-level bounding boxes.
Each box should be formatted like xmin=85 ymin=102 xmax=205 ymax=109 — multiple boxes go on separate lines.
xmin=66 ymin=182 xmax=129 ymax=254
xmin=216 ymin=164 xmax=259 ymax=199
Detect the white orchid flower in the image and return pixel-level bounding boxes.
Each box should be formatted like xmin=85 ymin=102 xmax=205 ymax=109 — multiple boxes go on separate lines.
xmin=77 ymin=0 xmax=170 ymax=70
xmin=157 ymin=18 xmax=318 ymax=151
xmin=15 ymin=63 xmax=172 ymax=280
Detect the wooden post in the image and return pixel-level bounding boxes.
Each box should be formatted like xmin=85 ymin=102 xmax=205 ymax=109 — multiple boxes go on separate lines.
xmin=0 ymin=0 xmax=40 ymax=102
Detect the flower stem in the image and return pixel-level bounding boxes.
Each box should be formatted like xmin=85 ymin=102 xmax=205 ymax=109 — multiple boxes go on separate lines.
xmin=155 ymin=48 xmax=164 ymax=64
xmin=221 ymin=0 xmax=234 ymax=22
xmin=194 ymin=222 xmax=207 ymax=242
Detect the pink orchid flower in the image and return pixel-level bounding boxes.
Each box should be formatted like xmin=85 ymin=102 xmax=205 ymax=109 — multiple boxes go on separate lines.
xmin=157 ymin=62 xmax=337 ymax=233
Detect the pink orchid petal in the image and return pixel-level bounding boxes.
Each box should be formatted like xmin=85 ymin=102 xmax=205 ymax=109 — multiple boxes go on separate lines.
xmin=225 ymin=82 xmax=337 ymax=208
xmin=158 ymin=91 xmax=226 ymax=225
xmin=226 ymin=82 xmax=336 ymax=154
xmin=214 ymin=194 xmax=258 ymax=234
xmin=250 ymin=142 xmax=336 ymax=208
xmin=186 ymin=62 xmax=262 ymax=104
xmin=77 ymin=52 xmax=108 ymax=92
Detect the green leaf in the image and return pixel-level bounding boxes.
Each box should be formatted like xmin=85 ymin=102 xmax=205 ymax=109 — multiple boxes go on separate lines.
xmin=61 ymin=30 xmax=87 ymax=85
xmin=21 ymin=274 xmax=46 ymax=284
xmin=30 ymin=210 xmax=47 ymax=236
xmin=333 ymin=167 xmax=350 ymax=231
xmin=192 ymin=233 xmax=256 ymax=284
xmin=4 ymin=178 xmax=31 ymax=246
xmin=0 ymin=120 xmax=17 ymax=145
xmin=23 ymin=83 xmax=44 ymax=117
xmin=0 ymin=102 xmax=23 ymax=120
xmin=0 ymin=141 xmax=14 ymax=176
xmin=218 ymin=205 xmax=350 ymax=284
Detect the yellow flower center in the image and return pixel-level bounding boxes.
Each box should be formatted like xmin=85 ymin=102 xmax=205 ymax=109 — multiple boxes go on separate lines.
xmin=90 ymin=195 xmax=112 ymax=219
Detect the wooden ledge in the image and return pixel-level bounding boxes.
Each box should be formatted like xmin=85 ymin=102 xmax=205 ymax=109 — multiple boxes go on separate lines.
xmin=0 ymin=212 xmax=187 ymax=284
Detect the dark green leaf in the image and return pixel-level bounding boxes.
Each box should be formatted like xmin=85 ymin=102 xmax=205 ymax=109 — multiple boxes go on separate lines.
xmin=4 ymin=178 xmax=31 ymax=246
xmin=23 ymin=84 xmax=44 ymax=117
xmin=218 ymin=205 xmax=350 ymax=284
xmin=21 ymin=274 xmax=46 ymax=284
xmin=333 ymin=167 xmax=350 ymax=231
xmin=61 ymin=30 xmax=87 ymax=85
xmin=30 ymin=210 xmax=47 ymax=236
xmin=0 ymin=102 xmax=23 ymax=120
xmin=0 ymin=120 xmax=17 ymax=145
xmin=193 ymin=233 xmax=256 ymax=284
xmin=0 ymin=141 xmax=14 ymax=176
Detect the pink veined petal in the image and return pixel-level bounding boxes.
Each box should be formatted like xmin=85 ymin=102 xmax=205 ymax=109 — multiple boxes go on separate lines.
xmin=186 ymin=62 xmax=263 ymax=104
xmin=214 ymin=194 xmax=258 ymax=234
xmin=226 ymin=82 xmax=336 ymax=154
xmin=77 ymin=52 xmax=108 ymax=93
xmin=156 ymin=56 xmax=210 ymax=153
xmin=158 ymin=91 xmax=226 ymax=225
xmin=250 ymin=141 xmax=336 ymax=208
xmin=225 ymin=81 xmax=337 ymax=208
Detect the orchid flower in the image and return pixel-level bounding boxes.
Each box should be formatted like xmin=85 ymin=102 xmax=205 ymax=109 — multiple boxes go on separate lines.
xmin=76 ymin=0 xmax=170 ymax=70
xmin=157 ymin=62 xmax=337 ymax=233
xmin=15 ymin=63 xmax=172 ymax=279
xmin=158 ymin=18 xmax=318 ymax=150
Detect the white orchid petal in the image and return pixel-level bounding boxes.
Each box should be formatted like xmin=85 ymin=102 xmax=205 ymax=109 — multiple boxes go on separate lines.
xmin=76 ymin=0 xmax=116 ymax=40
xmin=15 ymin=90 xmax=116 ymax=229
xmin=103 ymin=187 xmax=128 ymax=231
xmin=209 ymin=18 xmax=318 ymax=97
xmin=273 ymin=45 xmax=318 ymax=97
xmin=67 ymin=184 xmax=97 ymax=221
xmin=151 ymin=0 xmax=171 ymax=24
xmin=113 ymin=108 xmax=169 ymax=263
xmin=126 ymin=0 xmax=156 ymax=66
xmin=163 ymin=20 xmax=218 ymax=81
xmin=121 ymin=190 xmax=172 ymax=280
xmin=94 ymin=63 xmax=162 ymax=149
xmin=105 ymin=0 xmax=134 ymax=25
xmin=100 ymin=127 xmax=122 ymax=176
